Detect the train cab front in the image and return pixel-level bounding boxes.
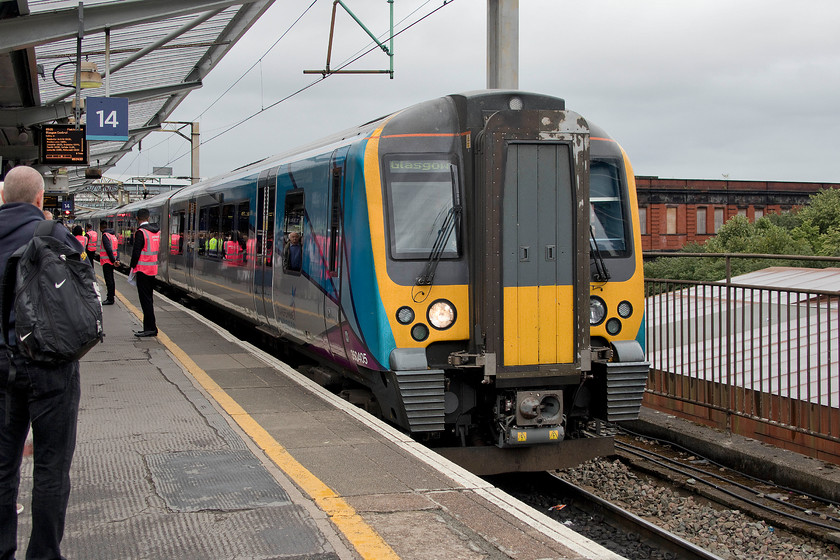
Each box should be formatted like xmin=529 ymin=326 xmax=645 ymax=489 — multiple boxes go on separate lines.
xmin=357 ymin=91 xmax=646 ymax=454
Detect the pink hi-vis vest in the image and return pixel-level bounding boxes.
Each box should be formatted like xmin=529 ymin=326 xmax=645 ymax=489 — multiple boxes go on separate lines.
xmin=224 ymin=240 xmax=244 ymax=266
xmin=74 ymin=234 xmax=86 ymax=248
xmin=99 ymin=232 xmax=118 ymax=265
xmin=135 ymin=228 xmax=160 ymax=275
xmin=86 ymin=230 xmax=98 ymax=252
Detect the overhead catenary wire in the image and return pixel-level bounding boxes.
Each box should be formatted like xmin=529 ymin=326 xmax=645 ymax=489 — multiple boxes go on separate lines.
xmin=119 ymin=0 xmax=319 ymax=175
xmin=158 ymin=0 xmax=458 ymax=170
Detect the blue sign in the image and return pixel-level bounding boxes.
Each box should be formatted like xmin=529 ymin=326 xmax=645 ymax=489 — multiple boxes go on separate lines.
xmin=86 ymin=97 xmax=129 ymax=141
xmin=62 ymin=200 xmax=73 ymax=211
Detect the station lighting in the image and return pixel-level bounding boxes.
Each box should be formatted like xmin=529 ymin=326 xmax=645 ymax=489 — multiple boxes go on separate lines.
xmin=52 ymin=60 xmax=102 ymax=89
xmin=75 ymin=61 xmax=102 ymax=89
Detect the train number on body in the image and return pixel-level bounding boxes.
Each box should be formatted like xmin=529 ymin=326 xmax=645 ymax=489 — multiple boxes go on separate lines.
xmin=350 ymin=350 xmax=369 ymax=366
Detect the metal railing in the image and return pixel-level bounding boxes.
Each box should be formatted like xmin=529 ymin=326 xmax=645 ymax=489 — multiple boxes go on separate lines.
xmin=644 ymin=253 xmax=840 ymax=445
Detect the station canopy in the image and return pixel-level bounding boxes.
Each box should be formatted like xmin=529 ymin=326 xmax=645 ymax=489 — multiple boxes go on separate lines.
xmin=0 ymin=0 xmax=275 ymax=191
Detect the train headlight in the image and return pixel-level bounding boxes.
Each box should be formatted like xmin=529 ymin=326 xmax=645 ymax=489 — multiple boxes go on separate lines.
xmin=428 ymin=300 xmax=456 ymax=330
xmin=396 ymin=306 xmax=415 ymax=325
xmin=618 ymin=300 xmax=633 ymax=318
xmin=590 ymin=297 xmax=607 ymax=326
xmin=606 ymin=318 xmax=622 ymax=335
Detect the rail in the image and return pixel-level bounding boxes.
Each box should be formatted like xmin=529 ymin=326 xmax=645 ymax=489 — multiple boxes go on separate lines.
xmin=643 ymin=252 xmax=840 ymax=460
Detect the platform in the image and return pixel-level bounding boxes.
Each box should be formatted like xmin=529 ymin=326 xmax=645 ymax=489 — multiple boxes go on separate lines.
xmin=12 ymin=268 xmax=623 ymax=560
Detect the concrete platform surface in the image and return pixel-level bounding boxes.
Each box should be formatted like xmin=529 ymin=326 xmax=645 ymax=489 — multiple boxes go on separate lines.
xmin=11 ymin=269 xmax=624 ymax=560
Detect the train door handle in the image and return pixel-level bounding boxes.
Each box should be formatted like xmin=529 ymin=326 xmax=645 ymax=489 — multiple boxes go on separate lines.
xmin=545 ymin=245 xmax=556 ymax=261
xmin=520 ymin=246 xmax=530 ymax=262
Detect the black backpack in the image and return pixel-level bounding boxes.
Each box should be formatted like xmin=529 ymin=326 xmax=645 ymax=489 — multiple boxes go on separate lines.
xmin=1 ymin=220 xmax=104 ymax=364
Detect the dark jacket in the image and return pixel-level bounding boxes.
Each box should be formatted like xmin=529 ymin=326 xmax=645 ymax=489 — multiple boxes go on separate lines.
xmin=129 ymin=222 xmax=161 ymax=270
xmin=101 ymin=228 xmax=118 ymax=263
xmin=0 ymin=203 xmax=83 ymax=347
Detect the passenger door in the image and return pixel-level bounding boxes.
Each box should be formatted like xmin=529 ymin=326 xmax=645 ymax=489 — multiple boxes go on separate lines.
xmin=254 ymin=168 xmax=277 ymax=328
xmin=325 ymin=148 xmax=348 ymax=362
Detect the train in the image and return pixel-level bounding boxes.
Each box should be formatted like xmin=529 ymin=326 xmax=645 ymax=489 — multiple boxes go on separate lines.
xmin=90 ymin=90 xmax=649 ymax=457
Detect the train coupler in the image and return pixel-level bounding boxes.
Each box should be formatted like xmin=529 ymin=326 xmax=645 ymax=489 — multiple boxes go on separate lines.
xmin=499 ymin=424 xmax=565 ymax=447
xmin=496 ymin=390 xmax=565 ymax=447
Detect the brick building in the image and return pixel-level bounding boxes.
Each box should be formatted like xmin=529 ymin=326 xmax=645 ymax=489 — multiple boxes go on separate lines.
xmin=635 ymin=177 xmax=840 ymax=251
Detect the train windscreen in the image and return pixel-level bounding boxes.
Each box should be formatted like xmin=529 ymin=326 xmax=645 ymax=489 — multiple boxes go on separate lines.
xmin=385 ymin=157 xmax=459 ymax=259
xmin=590 ymin=159 xmax=629 ymax=257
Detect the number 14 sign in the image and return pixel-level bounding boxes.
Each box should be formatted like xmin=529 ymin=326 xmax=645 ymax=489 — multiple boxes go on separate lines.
xmin=86 ymin=97 xmax=129 ymax=141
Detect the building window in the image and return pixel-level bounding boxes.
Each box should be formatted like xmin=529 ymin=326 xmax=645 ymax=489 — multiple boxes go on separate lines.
xmin=754 ymin=208 xmax=764 ymax=220
xmin=666 ymin=207 xmax=677 ymax=235
xmin=639 ymin=206 xmax=647 ymax=234
xmin=714 ymin=208 xmax=724 ymax=233
xmin=737 ymin=208 xmax=747 ymax=217
xmin=696 ymin=207 xmax=707 ymax=235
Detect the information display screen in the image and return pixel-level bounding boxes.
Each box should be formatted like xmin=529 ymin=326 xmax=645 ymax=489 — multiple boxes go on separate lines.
xmin=40 ymin=124 xmax=88 ymax=165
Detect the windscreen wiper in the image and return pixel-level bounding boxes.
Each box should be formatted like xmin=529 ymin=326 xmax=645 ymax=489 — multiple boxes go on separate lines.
xmin=590 ymin=225 xmax=611 ymax=283
xmin=417 ymin=205 xmax=461 ymax=287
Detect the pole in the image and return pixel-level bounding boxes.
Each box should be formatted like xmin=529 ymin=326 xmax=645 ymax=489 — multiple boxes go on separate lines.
xmin=486 ymin=0 xmax=519 ymax=89
xmin=74 ymin=1 xmax=83 ymax=129
xmin=190 ymin=122 xmax=200 ymax=184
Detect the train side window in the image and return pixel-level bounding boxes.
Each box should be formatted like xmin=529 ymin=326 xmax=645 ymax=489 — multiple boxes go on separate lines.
xmin=198 ymin=206 xmax=208 ymax=256
xmin=207 ymin=205 xmax=221 ymax=258
xmin=235 ymin=201 xmax=250 ymax=263
xmin=328 ymin=166 xmax=342 ymax=275
xmin=283 ymin=191 xmax=304 ymax=273
xmin=221 ymin=203 xmax=235 ymax=259
xmin=170 ymin=211 xmax=185 ymax=255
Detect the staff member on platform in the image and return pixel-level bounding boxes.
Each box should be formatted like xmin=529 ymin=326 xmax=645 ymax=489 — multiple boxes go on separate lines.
xmin=129 ymin=208 xmax=160 ymax=337
xmin=99 ymin=222 xmax=120 ymax=305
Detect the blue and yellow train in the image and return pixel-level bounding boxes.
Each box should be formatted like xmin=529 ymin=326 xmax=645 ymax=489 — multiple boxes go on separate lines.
xmin=91 ymin=90 xmax=648 ymax=458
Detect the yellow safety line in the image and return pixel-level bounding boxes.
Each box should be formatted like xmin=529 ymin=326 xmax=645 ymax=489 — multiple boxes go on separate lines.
xmin=115 ymin=290 xmax=399 ymax=560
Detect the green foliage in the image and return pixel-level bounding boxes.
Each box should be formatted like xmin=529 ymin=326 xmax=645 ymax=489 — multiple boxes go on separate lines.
xmin=797 ymin=188 xmax=840 ymax=235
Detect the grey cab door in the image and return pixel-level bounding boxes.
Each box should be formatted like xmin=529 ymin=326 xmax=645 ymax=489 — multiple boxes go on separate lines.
xmin=475 ymin=109 xmax=591 ymax=382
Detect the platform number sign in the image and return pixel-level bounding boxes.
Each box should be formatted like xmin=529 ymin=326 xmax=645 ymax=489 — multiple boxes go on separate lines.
xmin=86 ymin=97 xmax=129 ymax=141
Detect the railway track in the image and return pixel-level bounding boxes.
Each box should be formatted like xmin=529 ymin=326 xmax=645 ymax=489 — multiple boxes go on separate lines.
xmin=614 ymin=428 xmax=840 ymax=541
xmin=548 ymin=472 xmax=724 ymax=560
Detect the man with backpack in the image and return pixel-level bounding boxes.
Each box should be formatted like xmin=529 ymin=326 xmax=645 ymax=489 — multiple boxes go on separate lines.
xmin=0 ymin=165 xmax=83 ymax=560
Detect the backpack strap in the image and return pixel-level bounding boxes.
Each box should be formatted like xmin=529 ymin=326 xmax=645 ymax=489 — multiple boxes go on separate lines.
xmin=34 ymin=219 xmax=57 ymax=238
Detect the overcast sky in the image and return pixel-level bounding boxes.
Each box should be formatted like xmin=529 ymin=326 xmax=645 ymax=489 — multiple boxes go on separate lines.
xmin=111 ymin=0 xmax=840 ymax=184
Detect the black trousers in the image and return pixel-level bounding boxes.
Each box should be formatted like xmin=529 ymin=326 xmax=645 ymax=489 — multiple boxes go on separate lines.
xmin=102 ymin=263 xmax=115 ymax=301
xmin=0 ymin=355 xmax=80 ymax=560
xmin=136 ymin=271 xmax=156 ymax=332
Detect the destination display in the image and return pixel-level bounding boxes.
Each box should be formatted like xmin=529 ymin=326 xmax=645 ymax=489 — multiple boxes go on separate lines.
xmin=41 ymin=124 xmax=88 ymax=165
xmin=388 ymin=159 xmax=451 ymax=173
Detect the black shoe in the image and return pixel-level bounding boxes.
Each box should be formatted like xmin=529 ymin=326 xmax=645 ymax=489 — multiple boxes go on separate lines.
xmin=102 ymin=299 xmax=115 ymax=305
xmin=134 ymin=330 xmax=158 ymax=337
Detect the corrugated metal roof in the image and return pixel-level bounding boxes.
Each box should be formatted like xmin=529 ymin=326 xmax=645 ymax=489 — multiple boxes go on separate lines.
xmin=0 ymin=0 xmax=275 ymax=190
xmin=726 ymin=266 xmax=840 ymax=294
